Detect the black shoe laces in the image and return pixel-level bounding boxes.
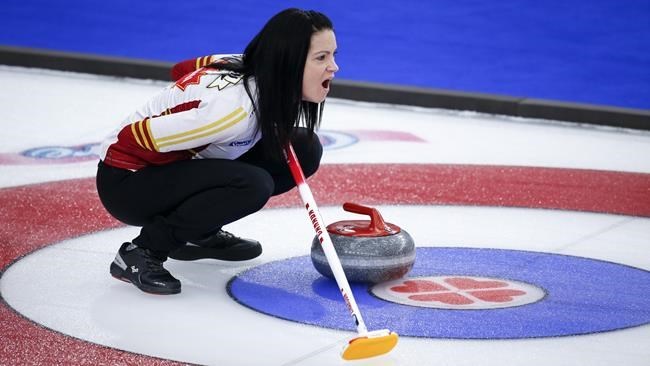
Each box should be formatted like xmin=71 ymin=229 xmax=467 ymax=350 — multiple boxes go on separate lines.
xmin=217 ymin=230 xmax=238 ymax=242
xmin=143 ymin=251 xmax=166 ymax=273
xmin=191 ymin=229 xmax=242 ymax=248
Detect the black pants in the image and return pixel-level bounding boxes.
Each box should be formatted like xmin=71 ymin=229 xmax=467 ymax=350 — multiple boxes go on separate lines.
xmin=96 ymin=129 xmax=322 ymax=254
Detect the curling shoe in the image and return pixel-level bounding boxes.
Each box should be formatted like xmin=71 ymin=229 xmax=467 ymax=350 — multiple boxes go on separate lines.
xmin=169 ymin=229 xmax=262 ymax=261
xmin=110 ymin=242 xmax=181 ymax=295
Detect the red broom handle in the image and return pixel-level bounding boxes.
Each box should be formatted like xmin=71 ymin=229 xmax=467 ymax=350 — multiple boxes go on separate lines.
xmin=285 ymin=144 xmax=369 ymax=335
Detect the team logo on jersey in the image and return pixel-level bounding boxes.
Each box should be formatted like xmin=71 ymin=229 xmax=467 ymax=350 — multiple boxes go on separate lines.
xmin=207 ymin=72 xmax=243 ymax=91
xmin=229 ymin=139 xmax=253 ymax=147
xmin=175 ymin=69 xmax=208 ymax=91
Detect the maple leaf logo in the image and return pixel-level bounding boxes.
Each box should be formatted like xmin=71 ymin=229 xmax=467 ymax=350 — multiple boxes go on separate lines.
xmin=175 ymin=69 xmax=207 ymax=91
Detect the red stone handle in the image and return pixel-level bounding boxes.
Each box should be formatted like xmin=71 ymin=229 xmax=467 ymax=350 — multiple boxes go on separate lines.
xmin=342 ymin=202 xmax=389 ymax=233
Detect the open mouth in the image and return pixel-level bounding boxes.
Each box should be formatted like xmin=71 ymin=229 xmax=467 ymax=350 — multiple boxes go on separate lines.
xmin=322 ymin=79 xmax=331 ymax=89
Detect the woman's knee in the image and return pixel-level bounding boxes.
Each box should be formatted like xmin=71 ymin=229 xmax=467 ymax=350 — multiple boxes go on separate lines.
xmin=237 ymin=165 xmax=275 ymax=208
xmin=292 ymin=129 xmax=323 ymax=178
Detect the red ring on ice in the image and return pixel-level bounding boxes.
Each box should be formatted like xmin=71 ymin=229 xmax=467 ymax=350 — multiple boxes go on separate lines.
xmin=1 ymin=164 xmax=650 ymax=362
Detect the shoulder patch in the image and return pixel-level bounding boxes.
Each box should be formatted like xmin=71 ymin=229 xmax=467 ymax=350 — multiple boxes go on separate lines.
xmin=207 ymin=72 xmax=243 ymax=91
xmin=175 ymin=69 xmax=208 ymax=91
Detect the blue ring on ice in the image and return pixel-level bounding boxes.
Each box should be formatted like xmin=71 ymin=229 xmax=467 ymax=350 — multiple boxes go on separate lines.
xmin=318 ymin=130 xmax=359 ymax=150
xmin=227 ymin=247 xmax=650 ymax=339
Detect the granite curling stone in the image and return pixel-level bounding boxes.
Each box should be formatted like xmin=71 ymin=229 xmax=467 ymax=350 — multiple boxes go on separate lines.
xmin=311 ymin=202 xmax=416 ymax=283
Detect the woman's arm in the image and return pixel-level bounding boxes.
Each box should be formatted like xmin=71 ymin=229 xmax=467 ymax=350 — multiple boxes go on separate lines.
xmin=170 ymin=54 xmax=240 ymax=81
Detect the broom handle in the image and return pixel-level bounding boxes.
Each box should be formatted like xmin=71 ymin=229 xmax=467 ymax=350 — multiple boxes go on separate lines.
xmin=285 ymin=144 xmax=369 ymax=335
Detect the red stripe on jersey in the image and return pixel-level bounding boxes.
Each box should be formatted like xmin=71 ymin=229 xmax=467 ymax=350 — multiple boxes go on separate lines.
xmin=139 ymin=118 xmax=157 ymax=152
xmin=120 ymin=123 xmax=142 ymax=150
xmin=131 ymin=119 xmax=149 ymax=151
xmin=129 ymin=122 xmax=144 ymax=149
xmin=104 ymin=124 xmax=196 ymax=170
xmin=167 ymin=100 xmax=201 ymax=115
xmin=102 ymin=100 xmax=205 ymax=169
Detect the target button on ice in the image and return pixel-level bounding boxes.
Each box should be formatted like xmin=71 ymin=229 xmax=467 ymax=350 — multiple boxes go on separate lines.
xmin=371 ymin=276 xmax=546 ymax=309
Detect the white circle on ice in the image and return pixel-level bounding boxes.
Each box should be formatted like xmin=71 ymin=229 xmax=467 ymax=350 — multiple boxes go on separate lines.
xmin=371 ymin=275 xmax=546 ymax=309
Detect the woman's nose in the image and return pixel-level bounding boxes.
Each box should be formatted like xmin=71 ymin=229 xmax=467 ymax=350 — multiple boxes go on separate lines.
xmin=328 ymin=59 xmax=339 ymax=73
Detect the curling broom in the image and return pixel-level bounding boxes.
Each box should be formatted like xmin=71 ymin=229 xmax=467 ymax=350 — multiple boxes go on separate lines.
xmin=285 ymin=144 xmax=398 ymax=360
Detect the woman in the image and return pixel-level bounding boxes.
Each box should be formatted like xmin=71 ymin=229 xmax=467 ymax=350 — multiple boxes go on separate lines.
xmin=96 ymin=8 xmax=338 ymax=295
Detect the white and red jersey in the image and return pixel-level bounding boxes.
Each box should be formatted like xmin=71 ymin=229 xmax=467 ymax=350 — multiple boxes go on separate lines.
xmin=99 ymin=54 xmax=261 ymax=170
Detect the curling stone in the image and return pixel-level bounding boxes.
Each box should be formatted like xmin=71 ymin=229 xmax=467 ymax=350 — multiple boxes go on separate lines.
xmin=311 ymin=202 xmax=416 ymax=284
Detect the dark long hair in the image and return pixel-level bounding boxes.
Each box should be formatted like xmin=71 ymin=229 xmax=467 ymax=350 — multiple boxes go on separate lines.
xmin=217 ymin=8 xmax=333 ymax=160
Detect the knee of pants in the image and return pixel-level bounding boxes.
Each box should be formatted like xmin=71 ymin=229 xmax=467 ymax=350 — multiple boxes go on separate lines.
xmin=239 ymin=165 xmax=276 ymax=209
xmin=292 ymin=130 xmax=323 ymax=178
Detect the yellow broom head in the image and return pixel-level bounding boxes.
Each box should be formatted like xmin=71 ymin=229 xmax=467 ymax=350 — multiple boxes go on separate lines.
xmin=341 ymin=330 xmax=398 ymax=360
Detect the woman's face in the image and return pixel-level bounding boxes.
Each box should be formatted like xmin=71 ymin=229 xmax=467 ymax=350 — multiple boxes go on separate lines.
xmin=302 ymin=29 xmax=339 ymax=103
